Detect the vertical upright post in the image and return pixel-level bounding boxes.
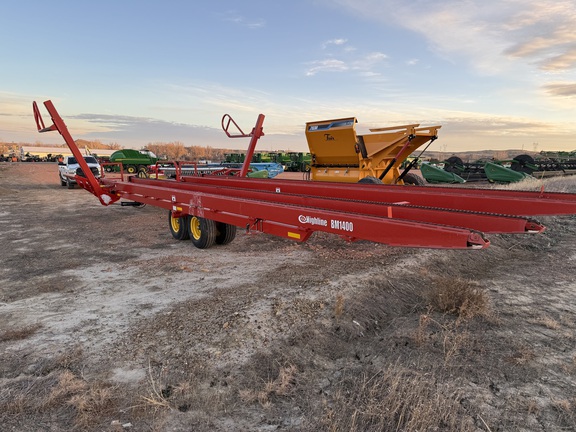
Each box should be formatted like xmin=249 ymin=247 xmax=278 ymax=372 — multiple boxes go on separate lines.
xmin=240 ymin=114 xmax=265 ymax=178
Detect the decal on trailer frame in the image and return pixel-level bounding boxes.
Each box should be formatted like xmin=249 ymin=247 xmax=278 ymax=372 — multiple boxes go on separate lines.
xmin=298 ymin=215 xmax=328 ymax=227
xmin=298 ymin=214 xmax=354 ymax=233
xmin=331 ymin=219 xmax=354 ymax=232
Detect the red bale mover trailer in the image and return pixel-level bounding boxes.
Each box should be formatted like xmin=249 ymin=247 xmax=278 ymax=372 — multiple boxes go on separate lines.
xmin=33 ymin=100 xmax=576 ymax=250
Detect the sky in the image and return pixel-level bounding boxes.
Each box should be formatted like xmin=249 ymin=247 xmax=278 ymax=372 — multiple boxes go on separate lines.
xmin=1 ymin=0 xmax=575 ymax=153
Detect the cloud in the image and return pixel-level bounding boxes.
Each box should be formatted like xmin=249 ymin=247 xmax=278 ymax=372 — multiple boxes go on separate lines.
xmin=543 ymin=82 xmax=576 ymax=97
xmin=364 ymin=52 xmax=387 ymax=63
xmin=68 ymin=113 xmax=228 ymax=148
xmin=222 ymin=11 xmax=265 ymax=29
xmin=305 ymin=59 xmax=348 ymax=76
xmin=305 ymin=50 xmax=387 ymax=76
xmin=539 ymin=48 xmax=576 ymax=71
xmin=322 ymin=38 xmax=348 ymax=49
xmin=72 ymin=113 xmax=149 ymax=127
xmin=441 ymin=116 xmax=555 ymax=136
xmin=425 ymin=114 xmax=576 ymax=151
xmin=66 ymin=110 xmax=299 ymax=151
xmin=331 ymin=0 xmax=576 ymax=75
xmin=0 ymin=92 xmax=37 ymax=115
xmin=503 ymin=13 xmax=576 ymax=71
xmin=0 ymin=92 xmax=46 ymax=137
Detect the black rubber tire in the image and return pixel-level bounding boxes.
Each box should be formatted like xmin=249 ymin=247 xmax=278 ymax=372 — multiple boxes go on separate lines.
xmin=215 ymin=223 xmax=237 ymax=245
xmin=402 ymin=172 xmax=426 ymax=186
xmin=137 ymin=166 xmax=149 ymax=178
xmin=446 ymin=156 xmax=464 ymax=166
xmin=511 ymin=154 xmax=535 ymax=174
xmin=189 ymin=216 xmax=217 ymax=249
xmin=60 ymin=176 xmax=66 ymax=186
xmin=358 ymin=176 xmax=383 ymax=184
xmin=126 ymin=165 xmax=137 ymax=174
xmin=444 ymin=156 xmax=464 ymax=173
xmin=168 ymin=211 xmax=190 ymax=240
xmin=66 ymin=178 xmax=74 ymax=189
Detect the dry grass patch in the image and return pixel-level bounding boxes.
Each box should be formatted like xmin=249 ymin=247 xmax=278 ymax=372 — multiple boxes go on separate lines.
xmin=410 ymin=276 xmax=494 ymax=365
xmin=68 ymin=383 xmax=118 ymax=429
xmin=426 ymin=276 xmax=491 ymax=320
xmin=494 ymin=176 xmax=576 ymax=193
xmin=334 ymin=294 xmax=344 ymax=318
xmin=0 ymin=323 xmax=42 ymax=342
xmin=239 ymin=364 xmax=297 ymax=408
xmin=0 ymin=369 xmax=120 ymax=430
xmin=531 ymin=315 xmax=561 ymax=330
xmin=0 ymin=346 xmax=123 ymax=431
xmin=132 ymin=359 xmax=235 ymax=420
xmin=320 ymin=363 xmax=475 ymax=431
xmin=413 ymin=313 xmax=473 ymax=365
xmin=506 ymin=344 xmax=536 ymax=366
xmin=559 ymin=355 xmax=576 ymax=375
xmin=551 ymin=397 xmax=576 ymax=426
xmin=43 ymin=370 xmax=88 ymax=408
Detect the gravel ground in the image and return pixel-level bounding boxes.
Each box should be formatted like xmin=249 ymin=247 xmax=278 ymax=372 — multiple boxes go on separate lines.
xmin=0 ymin=162 xmax=575 ymax=431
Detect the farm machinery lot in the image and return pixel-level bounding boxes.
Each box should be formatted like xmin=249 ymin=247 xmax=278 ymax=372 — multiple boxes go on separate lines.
xmin=1 ymin=162 xmax=576 ymax=431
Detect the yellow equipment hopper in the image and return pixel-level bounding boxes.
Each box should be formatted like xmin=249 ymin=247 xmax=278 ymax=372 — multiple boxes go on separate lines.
xmin=305 ymin=117 xmax=441 ymax=185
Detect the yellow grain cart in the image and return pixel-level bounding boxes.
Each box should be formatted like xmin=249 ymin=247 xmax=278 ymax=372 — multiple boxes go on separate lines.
xmin=305 ymin=117 xmax=441 ymax=185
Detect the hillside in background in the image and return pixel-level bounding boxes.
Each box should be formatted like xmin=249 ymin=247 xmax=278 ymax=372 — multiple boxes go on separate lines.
xmin=423 ymin=149 xmax=541 ymax=163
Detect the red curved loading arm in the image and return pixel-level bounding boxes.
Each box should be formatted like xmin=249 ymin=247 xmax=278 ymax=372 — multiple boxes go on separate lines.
xmin=32 ymin=100 xmax=120 ymax=206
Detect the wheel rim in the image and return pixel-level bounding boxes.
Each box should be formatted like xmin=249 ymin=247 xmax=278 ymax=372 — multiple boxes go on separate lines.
xmin=170 ymin=215 xmax=181 ymax=233
xmin=190 ymin=217 xmax=201 ymax=240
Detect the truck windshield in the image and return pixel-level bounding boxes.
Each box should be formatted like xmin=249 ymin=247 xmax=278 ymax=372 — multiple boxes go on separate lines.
xmin=140 ymin=150 xmax=157 ymax=158
xmin=68 ymin=156 xmax=98 ymax=164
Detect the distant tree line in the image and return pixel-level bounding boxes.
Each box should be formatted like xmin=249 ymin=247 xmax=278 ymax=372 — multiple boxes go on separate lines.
xmin=76 ymin=139 xmax=122 ymax=150
xmin=0 ymin=143 xmax=13 ymax=155
xmin=145 ymin=142 xmax=228 ymax=162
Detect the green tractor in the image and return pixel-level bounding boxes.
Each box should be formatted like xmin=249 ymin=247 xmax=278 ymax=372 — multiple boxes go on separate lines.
xmin=285 ymin=152 xmax=311 ymax=172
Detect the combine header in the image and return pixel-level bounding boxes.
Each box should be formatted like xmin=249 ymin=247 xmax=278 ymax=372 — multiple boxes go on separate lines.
xmin=427 ymin=154 xmax=576 ymax=184
xmin=34 ymin=100 xmax=576 ymax=250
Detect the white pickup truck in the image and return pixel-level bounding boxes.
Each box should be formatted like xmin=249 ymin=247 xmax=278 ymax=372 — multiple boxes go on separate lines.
xmin=58 ymin=155 xmax=102 ymax=189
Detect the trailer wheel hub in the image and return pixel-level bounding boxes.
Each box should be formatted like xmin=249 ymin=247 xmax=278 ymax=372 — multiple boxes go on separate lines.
xmin=190 ymin=216 xmax=201 ymax=240
xmin=170 ymin=215 xmax=181 ymax=233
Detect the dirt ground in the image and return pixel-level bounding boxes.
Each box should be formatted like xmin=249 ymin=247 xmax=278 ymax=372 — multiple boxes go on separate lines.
xmin=0 ymin=162 xmax=575 ymax=431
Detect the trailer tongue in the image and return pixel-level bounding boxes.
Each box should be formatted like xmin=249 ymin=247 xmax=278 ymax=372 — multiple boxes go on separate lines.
xmin=33 ymin=100 xmax=576 ymax=250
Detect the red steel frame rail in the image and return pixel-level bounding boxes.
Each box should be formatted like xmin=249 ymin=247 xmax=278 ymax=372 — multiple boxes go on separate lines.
xmin=181 ymin=175 xmax=576 ymax=217
xmin=123 ymin=177 xmax=545 ymax=235
xmin=33 ymin=100 xmax=576 ymax=250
